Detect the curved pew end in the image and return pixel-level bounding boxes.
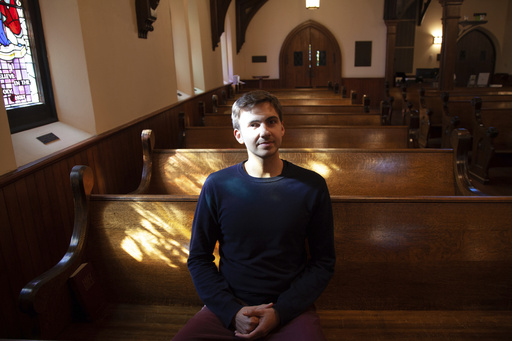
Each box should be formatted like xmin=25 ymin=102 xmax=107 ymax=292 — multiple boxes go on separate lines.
xmin=19 ymin=165 xmax=94 ymax=338
xmin=451 ymin=128 xmax=486 ymax=196
xmin=132 ymin=129 xmax=155 ymax=194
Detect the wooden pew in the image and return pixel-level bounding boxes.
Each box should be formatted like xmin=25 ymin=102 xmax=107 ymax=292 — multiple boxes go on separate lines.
xmin=229 ymin=87 xmax=344 ymax=101
xmin=181 ymin=125 xmax=409 ymax=149
xmin=441 ymin=93 xmax=474 ymax=148
xmin=469 ymin=97 xmax=512 ymax=183
xmin=134 ymin=129 xmax=482 ymax=196
xmin=202 ymin=112 xmax=382 ymax=126
xmin=19 ymin=165 xmax=512 ymax=340
xmin=215 ymin=103 xmax=371 ymax=115
xmin=418 ymin=88 xmax=443 ymax=148
xmin=401 ymin=87 xmax=512 ymax=148
xmin=216 ymin=94 xmax=371 ymax=113
xmin=440 ymin=92 xmax=512 ymax=148
xmin=237 ymin=88 xmax=342 ymax=98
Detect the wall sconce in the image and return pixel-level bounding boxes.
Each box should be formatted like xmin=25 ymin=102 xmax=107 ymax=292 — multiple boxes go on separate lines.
xmin=433 ymin=36 xmax=442 ymax=45
xmin=306 ymin=0 xmax=320 ymax=10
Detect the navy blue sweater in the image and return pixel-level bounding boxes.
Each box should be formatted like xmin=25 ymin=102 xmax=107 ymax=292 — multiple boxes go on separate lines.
xmin=187 ymin=160 xmax=335 ymax=328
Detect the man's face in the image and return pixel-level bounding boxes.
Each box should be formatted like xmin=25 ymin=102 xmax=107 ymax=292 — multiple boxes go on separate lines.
xmin=234 ymin=101 xmax=285 ymax=160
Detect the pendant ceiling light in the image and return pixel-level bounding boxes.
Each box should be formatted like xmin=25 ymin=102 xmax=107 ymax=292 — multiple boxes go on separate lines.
xmin=306 ymin=0 xmax=320 ymax=10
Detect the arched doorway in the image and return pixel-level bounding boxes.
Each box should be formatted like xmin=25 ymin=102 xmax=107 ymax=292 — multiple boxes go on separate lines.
xmin=279 ymin=20 xmax=341 ymax=88
xmin=455 ymin=29 xmax=495 ymax=87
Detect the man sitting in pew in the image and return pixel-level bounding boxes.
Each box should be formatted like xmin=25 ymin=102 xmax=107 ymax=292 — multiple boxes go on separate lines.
xmin=173 ymin=90 xmax=336 ymax=340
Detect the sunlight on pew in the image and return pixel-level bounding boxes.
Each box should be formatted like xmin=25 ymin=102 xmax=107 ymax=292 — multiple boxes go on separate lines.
xmin=119 ymin=203 xmax=190 ymax=268
xmin=117 ymin=202 xmax=220 ymax=268
xmin=306 ymin=161 xmax=333 ymax=178
xmin=164 ymin=153 xmax=215 ymax=194
xmin=173 ymin=175 xmax=205 ymax=194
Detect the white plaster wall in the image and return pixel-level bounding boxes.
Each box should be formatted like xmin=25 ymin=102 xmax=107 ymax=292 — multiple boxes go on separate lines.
xmin=40 ymin=0 xmax=96 ymax=135
xmin=77 ymin=0 xmax=178 ymax=134
xmin=171 ymin=0 xmax=195 ymax=97
xmin=187 ymin=0 xmax=224 ymax=92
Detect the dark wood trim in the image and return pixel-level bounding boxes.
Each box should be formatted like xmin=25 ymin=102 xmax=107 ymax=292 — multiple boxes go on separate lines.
xmin=236 ymin=0 xmax=267 ymax=53
xmin=135 ymin=0 xmax=160 ymax=39
xmin=210 ymin=0 xmax=232 ymax=50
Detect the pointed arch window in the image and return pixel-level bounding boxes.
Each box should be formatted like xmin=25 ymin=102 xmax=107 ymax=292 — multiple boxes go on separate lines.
xmin=0 ymin=0 xmax=56 ymax=133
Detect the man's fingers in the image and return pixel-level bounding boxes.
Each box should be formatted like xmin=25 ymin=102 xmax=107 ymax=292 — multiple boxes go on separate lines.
xmin=242 ymin=303 xmax=273 ymax=316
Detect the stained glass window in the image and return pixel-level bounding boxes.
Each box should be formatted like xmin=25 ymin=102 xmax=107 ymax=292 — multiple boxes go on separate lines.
xmin=0 ymin=0 xmax=39 ymax=109
xmin=1 ymin=0 xmax=57 ymax=134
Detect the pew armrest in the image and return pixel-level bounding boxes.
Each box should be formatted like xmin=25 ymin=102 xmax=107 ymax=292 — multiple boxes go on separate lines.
xmin=451 ymin=128 xmax=485 ymax=196
xmin=132 ymin=129 xmax=155 ymax=194
xmin=19 ymin=165 xmax=93 ymax=336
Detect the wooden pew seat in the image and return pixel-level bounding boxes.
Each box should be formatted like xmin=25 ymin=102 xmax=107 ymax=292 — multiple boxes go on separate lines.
xmin=182 ymin=125 xmax=409 ymax=149
xmin=19 ymin=166 xmax=512 ymax=340
xmin=135 ymin=129 xmax=482 ymax=196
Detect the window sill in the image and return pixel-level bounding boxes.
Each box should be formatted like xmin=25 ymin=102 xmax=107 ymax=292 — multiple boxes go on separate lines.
xmin=11 ymin=122 xmax=93 ymax=168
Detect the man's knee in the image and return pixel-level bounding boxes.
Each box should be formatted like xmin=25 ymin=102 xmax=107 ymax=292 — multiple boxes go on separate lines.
xmin=172 ymin=306 xmax=235 ymax=340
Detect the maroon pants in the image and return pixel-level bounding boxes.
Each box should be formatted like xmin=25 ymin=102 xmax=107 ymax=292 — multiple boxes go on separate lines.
xmin=172 ymin=305 xmax=326 ymax=341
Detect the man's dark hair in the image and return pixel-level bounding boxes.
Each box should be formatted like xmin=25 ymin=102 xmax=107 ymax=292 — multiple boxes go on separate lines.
xmin=231 ymin=90 xmax=283 ymax=129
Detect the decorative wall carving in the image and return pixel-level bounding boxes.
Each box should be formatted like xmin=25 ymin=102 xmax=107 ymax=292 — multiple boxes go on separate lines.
xmin=210 ymin=0 xmax=232 ymax=50
xmin=236 ymin=0 xmax=268 ymax=53
xmin=136 ymin=0 xmax=160 ymax=39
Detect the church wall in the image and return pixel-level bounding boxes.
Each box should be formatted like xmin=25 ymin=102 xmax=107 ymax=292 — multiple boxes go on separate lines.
xmin=76 ymin=0 xmax=178 ymax=135
xmin=414 ymin=0 xmax=511 ymax=75
xmin=40 ymin=0 xmax=96 ymax=135
xmin=232 ymin=0 xmax=388 ymax=79
xmin=195 ymin=0 xmax=224 ymax=91
xmin=171 ymin=0 xmax=195 ymax=97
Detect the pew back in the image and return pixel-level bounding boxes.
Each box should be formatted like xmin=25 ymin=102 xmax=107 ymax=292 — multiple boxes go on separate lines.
xmin=138 ymin=149 xmax=460 ymax=196
xmin=215 ymin=104 xmax=368 ymax=114
xmin=469 ymin=99 xmax=512 ymax=183
xmin=475 ymin=106 xmax=512 ymax=151
xmin=89 ymin=194 xmax=512 ymax=311
xmin=136 ymin=128 xmax=482 ymax=196
xmin=182 ymin=126 xmax=409 ymax=149
xmin=203 ymin=112 xmax=382 ymax=126
xmin=441 ymin=93 xmax=512 ymax=147
xmin=88 ymin=196 xmax=201 ymax=306
xmin=242 ymin=88 xmax=342 ymax=99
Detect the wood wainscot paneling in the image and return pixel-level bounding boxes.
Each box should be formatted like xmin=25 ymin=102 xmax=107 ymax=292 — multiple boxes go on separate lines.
xmin=0 ymin=84 xmax=232 ymax=338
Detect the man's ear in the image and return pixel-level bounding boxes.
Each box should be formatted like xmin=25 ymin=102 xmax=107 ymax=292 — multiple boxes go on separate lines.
xmin=234 ymin=129 xmax=245 ymax=145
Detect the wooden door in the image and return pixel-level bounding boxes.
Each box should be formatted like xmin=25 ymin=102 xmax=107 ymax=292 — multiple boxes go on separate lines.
xmin=455 ymin=29 xmax=495 ymax=87
xmin=285 ymin=27 xmax=311 ymax=88
xmin=280 ymin=21 xmax=341 ymax=88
